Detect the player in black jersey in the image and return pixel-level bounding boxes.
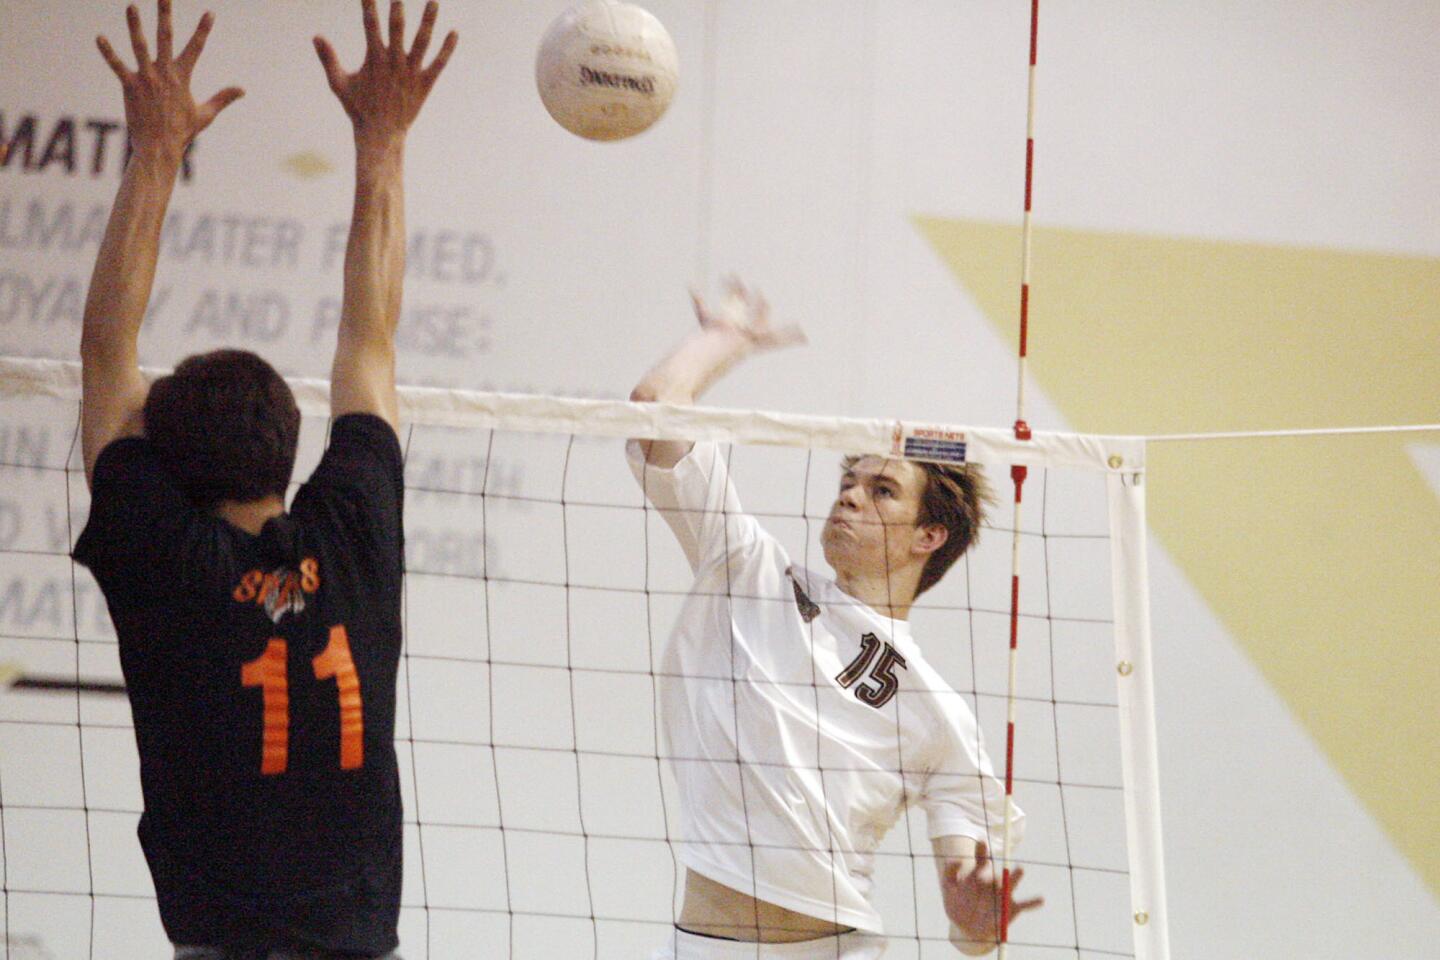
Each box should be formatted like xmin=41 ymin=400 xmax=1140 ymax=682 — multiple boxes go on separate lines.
xmin=71 ymin=2 xmax=457 ymax=956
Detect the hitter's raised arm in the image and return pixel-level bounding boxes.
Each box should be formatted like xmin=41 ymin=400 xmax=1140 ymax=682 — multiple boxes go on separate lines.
xmin=629 ymin=278 xmax=806 ymax=468
xmin=314 ymin=0 xmax=457 ymax=430
xmin=81 ymin=0 xmax=243 ymax=484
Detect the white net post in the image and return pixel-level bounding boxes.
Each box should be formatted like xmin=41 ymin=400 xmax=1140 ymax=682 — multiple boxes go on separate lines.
xmin=1108 ymin=463 xmax=1171 ymax=960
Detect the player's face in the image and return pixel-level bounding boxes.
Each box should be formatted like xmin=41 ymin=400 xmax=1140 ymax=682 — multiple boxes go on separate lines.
xmin=821 ymin=457 xmax=934 ymax=578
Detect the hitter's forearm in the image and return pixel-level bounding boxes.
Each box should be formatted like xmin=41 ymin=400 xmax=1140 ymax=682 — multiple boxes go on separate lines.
xmin=629 ymin=325 xmax=755 ymax=468
xmin=81 ymin=144 xmax=183 ymax=361
xmin=340 ymin=136 xmax=407 ymax=351
xmin=631 ymin=325 xmax=755 ymax=406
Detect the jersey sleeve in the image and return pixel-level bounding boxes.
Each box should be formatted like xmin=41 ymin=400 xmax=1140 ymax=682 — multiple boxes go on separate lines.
xmin=71 ymin=437 xmax=206 ymax=607
xmin=912 ymin=695 xmax=1025 ymax=855
xmin=626 ymin=440 xmax=762 ymax=574
xmin=289 ymin=414 xmax=405 ymax=582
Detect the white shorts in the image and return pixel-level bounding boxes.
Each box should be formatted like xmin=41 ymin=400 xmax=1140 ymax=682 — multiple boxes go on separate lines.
xmin=651 ymin=927 xmax=887 ymax=960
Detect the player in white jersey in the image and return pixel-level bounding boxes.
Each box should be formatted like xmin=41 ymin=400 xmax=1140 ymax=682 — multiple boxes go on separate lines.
xmin=629 ymin=280 xmax=1042 ymax=958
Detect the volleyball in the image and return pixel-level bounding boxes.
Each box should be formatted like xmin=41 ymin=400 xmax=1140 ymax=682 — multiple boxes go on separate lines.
xmin=535 ymin=1 xmax=679 ymax=141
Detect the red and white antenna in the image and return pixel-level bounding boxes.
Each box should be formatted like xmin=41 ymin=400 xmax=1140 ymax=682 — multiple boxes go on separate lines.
xmin=999 ymin=1 xmax=1040 ymax=955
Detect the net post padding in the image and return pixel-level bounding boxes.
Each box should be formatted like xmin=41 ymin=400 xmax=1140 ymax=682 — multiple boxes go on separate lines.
xmin=1108 ymin=466 xmax=1171 ymax=960
xmin=0 ymin=356 xmax=1144 ymax=474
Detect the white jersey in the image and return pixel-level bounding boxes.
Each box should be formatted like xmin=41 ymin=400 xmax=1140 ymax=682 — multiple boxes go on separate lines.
xmin=630 ymin=442 xmax=1022 ymax=934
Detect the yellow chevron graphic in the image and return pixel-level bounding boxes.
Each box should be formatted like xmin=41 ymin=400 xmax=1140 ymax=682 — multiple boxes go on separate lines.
xmin=917 ymin=217 xmax=1440 ymax=894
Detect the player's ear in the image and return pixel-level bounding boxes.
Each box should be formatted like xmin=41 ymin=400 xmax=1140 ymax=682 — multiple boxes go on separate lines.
xmin=913 ymin=522 xmax=948 ymax=557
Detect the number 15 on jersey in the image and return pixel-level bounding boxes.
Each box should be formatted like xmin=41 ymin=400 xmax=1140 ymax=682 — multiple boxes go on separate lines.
xmin=836 ymin=632 xmax=907 ymax=709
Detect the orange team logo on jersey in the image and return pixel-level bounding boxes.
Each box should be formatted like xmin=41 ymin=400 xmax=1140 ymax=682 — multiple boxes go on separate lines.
xmin=233 ymin=557 xmax=321 ymax=623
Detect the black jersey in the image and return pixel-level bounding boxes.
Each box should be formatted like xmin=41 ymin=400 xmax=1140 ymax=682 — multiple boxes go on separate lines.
xmin=73 ymin=414 xmax=405 ymax=955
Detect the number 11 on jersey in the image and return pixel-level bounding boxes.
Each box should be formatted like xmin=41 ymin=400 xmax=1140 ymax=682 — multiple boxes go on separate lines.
xmin=241 ymin=625 xmax=365 ymax=775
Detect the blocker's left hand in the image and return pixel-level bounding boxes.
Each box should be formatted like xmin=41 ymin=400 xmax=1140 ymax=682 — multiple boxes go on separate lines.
xmin=942 ymin=841 xmax=1043 ymax=954
xmin=314 ymin=0 xmax=457 ymax=151
xmin=96 ymin=0 xmax=244 ymax=160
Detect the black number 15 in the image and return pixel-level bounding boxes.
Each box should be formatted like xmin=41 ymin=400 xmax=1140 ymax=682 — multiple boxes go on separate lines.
xmin=835 ymin=632 xmax=907 ymax=709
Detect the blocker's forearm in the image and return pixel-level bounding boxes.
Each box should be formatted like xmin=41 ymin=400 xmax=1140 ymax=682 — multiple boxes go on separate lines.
xmin=340 ymin=137 xmax=407 ymax=352
xmin=81 ymin=145 xmax=183 ymax=361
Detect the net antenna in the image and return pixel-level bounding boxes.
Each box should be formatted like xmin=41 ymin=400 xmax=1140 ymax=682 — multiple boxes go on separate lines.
xmin=998 ymin=4 xmax=1172 ymax=956
xmin=998 ymin=2 xmax=1041 ymax=953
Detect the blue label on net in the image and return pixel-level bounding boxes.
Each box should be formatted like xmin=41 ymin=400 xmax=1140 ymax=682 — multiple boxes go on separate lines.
xmin=892 ymin=424 xmax=968 ymax=464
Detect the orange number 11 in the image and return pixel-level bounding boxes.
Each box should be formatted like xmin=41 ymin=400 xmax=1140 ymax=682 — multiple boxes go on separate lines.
xmin=241 ymin=625 xmax=364 ymax=775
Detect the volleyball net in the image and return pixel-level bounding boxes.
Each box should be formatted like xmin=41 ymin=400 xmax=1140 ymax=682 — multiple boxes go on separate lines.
xmin=0 ymin=355 xmax=1167 ymax=960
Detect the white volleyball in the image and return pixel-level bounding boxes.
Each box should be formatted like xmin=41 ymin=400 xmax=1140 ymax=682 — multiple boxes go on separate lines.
xmin=535 ymin=1 xmax=679 ymax=141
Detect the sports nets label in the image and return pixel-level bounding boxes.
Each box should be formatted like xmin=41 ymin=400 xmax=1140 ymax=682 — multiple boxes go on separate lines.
xmin=892 ymin=422 xmax=968 ymax=464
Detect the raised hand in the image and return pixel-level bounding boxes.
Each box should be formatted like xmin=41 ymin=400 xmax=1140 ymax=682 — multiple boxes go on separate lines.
xmin=942 ymin=841 xmax=1043 ymax=953
xmin=314 ymin=0 xmax=458 ymax=151
xmin=690 ymin=276 xmax=807 ymax=351
xmin=96 ymin=0 xmax=243 ymax=161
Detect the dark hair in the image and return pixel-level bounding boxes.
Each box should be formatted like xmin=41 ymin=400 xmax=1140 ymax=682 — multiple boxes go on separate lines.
xmin=911 ymin=460 xmax=994 ymax=597
xmin=143 ymin=349 xmax=300 ymax=509
xmin=843 ymin=455 xmax=995 ymax=598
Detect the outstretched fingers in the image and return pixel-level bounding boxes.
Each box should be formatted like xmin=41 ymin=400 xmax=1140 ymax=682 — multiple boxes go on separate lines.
xmin=1012 ymin=895 xmax=1045 ymax=918
xmin=100 ymin=2 xmax=243 ymax=148
xmin=750 ymin=289 xmax=771 ymax=324
xmin=197 ymin=86 xmax=245 ymax=129
xmin=960 ymin=859 xmax=992 ymax=887
xmin=126 ymin=5 xmax=152 ymax=69
xmin=313 ymin=36 xmax=347 ymax=95
xmin=97 ymin=35 xmax=132 ymax=82
xmin=943 ymin=859 xmax=966 ymax=887
xmin=945 ymin=841 xmax=994 ymax=887
xmin=721 ymin=274 xmax=752 ymax=306
xmin=321 ymin=1 xmax=457 ymax=129
xmin=717 ymin=276 xmax=754 ymax=322
xmin=421 ymin=29 xmax=458 ymax=87
xmin=176 ymin=10 xmax=215 ymax=75
xmin=747 ymin=291 xmax=804 ymax=346
xmin=1004 ymin=865 xmax=1043 ymax=920
xmin=156 ymin=0 xmax=175 ymax=62
xmin=690 ymin=278 xmax=803 ymax=346
xmin=769 ymin=323 xmax=809 ymax=348
xmin=361 ymin=0 xmax=383 ymax=56
xmin=409 ymin=1 xmax=438 ymax=67
xmin=1009 ymin=883 xmax=1046 ymax=925
xmin=691 ymin=287 xmax=731 ymax=329
xmin=388 ymin=0 xmax=406 ymax=64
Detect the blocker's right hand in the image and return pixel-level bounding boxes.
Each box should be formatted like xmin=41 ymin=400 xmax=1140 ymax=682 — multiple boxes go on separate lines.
xmin=314 ymin=0 xmax=458 ymax=152
xmin=96 ymin=0 xmax=244 ymax=160
xmin=690 ymin=276 xmax=808 ymax=352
